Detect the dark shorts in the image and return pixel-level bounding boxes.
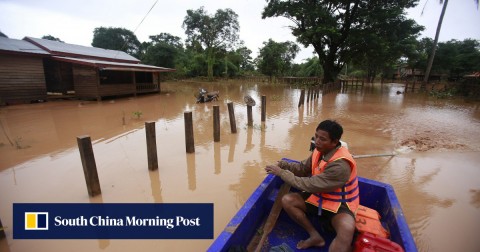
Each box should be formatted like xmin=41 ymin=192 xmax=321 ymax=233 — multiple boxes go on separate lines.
xmin=301 ymin=192 xmax=355 ymax=233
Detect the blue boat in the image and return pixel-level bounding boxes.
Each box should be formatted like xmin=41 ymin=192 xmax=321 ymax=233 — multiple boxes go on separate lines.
xmin=208 ymin=166 xmax=417 ymax=252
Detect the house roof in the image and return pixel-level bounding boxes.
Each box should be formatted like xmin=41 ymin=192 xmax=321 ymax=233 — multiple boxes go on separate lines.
xmin=0 ymin=36 xmax=49 ymax=55
xmin=52 ymin=56 xmax=175 ymax=72
xmin=24 ymin=37 xmax=139 ymax=63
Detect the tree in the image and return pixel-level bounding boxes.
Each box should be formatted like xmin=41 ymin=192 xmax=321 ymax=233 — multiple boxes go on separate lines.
xmin=183 ymin=7 xmax=240 ymax=80
xmin=297 ymin=57 xmax=323 ymax=77
xmin=91 ymin=27 xmax=141 ymax=58
xmin=423 ymin=0 xmax=479 ymax=85
xmin=234 ymin=46 xmax=255 ymax=72
xmin=263 ymin=0 xmax=421 ymax=83
xmin=352 ymin=17 xmax=423 ymax=82
xmin=41 ymin=35 xmax=63 ymax=42
xmin=256 ymin=39 xmax=299 ymax=80
xmin=142 ymin=33 xmax=184 ymax=68
xmin=433 ymin=39 xmax=480 ymax=79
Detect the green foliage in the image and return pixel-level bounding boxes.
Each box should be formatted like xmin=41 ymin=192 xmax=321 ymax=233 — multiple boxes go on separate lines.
xmin=429 ymin=88 xmax=456 ymax=99
xmin=41 ymin=35 xmax=63 ymax=42
xmin=407 ymin=38 xmax=480 ymax=80
xmin=92 ymin=27 xmax=141 ymax=58
xmin=183 ymin=7 xmax=240 ymax=80
xmin=262 ymin=0 xmax=422 ymax=83
xmin=256 ymin=39 xmax=299 ymax=78
xmin=141 ymin=33 xmax=184 ymax=69
xmin=433 ymin=39 xmax=480 ymax=79
xmin=291 ymin=57 xmax=323 ymax=77
xmin=132 ymin=111 xmax=143 ymax=119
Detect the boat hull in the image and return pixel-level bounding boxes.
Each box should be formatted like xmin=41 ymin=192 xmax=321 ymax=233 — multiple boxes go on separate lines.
xmin=208 ymin=174 xmax=417 ymax=252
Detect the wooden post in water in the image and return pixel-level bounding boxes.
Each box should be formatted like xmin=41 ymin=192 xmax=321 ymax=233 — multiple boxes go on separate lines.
xmin=145 ymin=121 xmax=158 ymax=171
xmin=298 ymin=89 xmax=305 ymax=107
xmin=213 ymin=105 xmax=220 ymax=142
xmin=184 ymin=111 xmax=195 ymax=153
xmin=247 ymin=105 xmax=253 ymax=126
xmin=227 ymin=102 xmax=237 ymax=133
xmin=261 ymin=95 xmax=266 ymax=122
xmin=77 ymin=135 xmax=101 ymax=197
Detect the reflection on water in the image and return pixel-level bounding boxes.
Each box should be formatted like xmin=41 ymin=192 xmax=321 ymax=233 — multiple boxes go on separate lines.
xmin=1 ymin=82 xmax=480 ymax=252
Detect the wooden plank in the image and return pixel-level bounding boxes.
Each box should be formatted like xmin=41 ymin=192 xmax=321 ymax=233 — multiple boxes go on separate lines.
xmin=227 ymin=102 xmax=237 ymax=133
xmin=253 ymin=183 xmax=291 ymax=252
xmin=76 ymin=135 xmax=102 ymax=197
xmin=184 ymin=111 xmax=195 ymax=153
xmin=213 ymin=106 xmax=220 ymax=142
xmin=145 ymin=122 xmax=158 ymax=171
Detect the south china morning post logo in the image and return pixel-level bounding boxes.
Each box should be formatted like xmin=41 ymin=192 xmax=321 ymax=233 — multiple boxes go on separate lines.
xmin=24 ymin=212 xmax=49 ymax=230
xmin=13 ymin=203 xmax=213 ymax=239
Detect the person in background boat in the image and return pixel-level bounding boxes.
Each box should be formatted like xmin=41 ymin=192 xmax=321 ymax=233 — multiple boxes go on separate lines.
xmin=265 ymin=120 xmax=359 ymax=251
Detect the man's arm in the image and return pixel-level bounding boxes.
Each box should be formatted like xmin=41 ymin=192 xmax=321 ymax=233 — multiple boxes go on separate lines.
xmin=277 ymin=156 xmax=313 ymax=177
xmin=279 ymin=159 xmax=351 ymax=193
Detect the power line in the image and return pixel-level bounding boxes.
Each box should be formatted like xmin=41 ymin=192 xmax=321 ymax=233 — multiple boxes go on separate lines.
xmin=133 ymin=0 xmax=159 ymax=34
xmin=116 ymin=0 xmax=159 ymax=58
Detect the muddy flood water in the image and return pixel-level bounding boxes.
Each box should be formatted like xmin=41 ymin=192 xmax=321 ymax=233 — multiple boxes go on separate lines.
xmin=1 ymin=81 xmax=480 ymax=252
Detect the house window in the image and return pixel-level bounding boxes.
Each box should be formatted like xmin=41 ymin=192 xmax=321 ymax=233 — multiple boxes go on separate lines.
xmin=99 ymin=70 xmax=133 ymax=84
xmin=135 ymin=72 xmax=153 ymax=84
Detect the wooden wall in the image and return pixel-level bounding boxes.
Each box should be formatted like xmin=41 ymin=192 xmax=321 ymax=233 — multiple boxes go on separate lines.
xmin=73 ymin=66 xmax=139 ymax=100
xmin=0 ymin=54 xmax=47 ymax=104
xmin=72 ymin=65 xmax=99 ymax=100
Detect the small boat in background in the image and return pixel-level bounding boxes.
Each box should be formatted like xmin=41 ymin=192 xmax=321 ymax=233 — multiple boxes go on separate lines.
xmin=208 ymin=164 xmax=417 ymax=252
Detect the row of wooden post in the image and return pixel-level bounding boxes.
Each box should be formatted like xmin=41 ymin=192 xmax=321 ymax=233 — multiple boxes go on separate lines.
xmin=297 ymin=81 xmax=349 ymax=107
xmin=299 ymin=83 xmax=343 ymax=107
xmin=340 ymin=79 xmax=365 ymax=92
xmin=77 ymin=97 xmax=267 ymax=197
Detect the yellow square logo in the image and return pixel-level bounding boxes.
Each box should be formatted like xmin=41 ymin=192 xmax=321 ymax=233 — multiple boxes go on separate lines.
xmin=25 ymin=212 xmax=48 ymax=230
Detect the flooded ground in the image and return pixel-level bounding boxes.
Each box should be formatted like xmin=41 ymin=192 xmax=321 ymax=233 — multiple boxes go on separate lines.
xmin=1 ymin=81 xmax=480 ymax=252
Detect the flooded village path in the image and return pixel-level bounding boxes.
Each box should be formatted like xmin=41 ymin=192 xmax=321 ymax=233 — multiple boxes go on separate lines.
xmin=1 ymin=81 xmax=480 ymax=252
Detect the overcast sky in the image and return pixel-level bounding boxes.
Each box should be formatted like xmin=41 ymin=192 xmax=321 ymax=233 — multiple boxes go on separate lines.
xmin=1 ymin=0 xmax=479 ymax=63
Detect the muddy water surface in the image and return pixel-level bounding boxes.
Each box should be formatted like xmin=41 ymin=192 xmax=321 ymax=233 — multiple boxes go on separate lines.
xmin=1 ymin=81 xmax=480 ymax=252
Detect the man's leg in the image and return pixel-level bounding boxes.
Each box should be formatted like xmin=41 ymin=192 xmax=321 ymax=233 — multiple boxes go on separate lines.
xmin=282 ymin=193 xmax=325 ymax=249
xmin=329 ymin=213 xmax=356 ymax=252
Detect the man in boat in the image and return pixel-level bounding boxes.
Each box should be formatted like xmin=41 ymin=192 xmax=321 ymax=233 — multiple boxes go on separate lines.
xmin=265 ymin=120 xmax=359 ymax=251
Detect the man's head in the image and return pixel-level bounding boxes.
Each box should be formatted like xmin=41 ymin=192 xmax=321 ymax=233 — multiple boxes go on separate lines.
xmin=314 ymin=120 xmax=343 ymax=153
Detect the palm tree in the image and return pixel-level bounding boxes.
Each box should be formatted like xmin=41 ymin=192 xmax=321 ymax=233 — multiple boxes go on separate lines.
xmin=422 ymin=0 xmax=479 ymax=88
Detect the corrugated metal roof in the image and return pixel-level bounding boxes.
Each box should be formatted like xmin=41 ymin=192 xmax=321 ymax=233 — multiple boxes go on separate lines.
xmin=0 ymin=37 xmax=49 ymax=55
xmin=24 ymin=37 xmax=139 ymax=63
xmin=52 ymin=56 xmax=175 ymax=72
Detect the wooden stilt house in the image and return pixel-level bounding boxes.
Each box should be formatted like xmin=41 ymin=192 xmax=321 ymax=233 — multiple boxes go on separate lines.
xmin=24 ymin=37 xmax=175 ymax=101
xmin=0 ymin=36 xmax=175 ymax=104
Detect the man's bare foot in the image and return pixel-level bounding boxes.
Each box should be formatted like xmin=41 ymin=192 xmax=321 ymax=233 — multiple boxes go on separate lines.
xmin=296 ymin=235 xmax=325 ymax=249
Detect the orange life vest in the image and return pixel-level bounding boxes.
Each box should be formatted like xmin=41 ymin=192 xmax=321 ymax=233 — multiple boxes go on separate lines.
xmin=306 ymin=146 xmax=360 ymax=215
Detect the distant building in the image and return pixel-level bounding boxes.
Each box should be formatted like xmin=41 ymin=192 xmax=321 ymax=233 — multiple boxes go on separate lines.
xmin=0 ymin=37 xmax=174 ymax=104
xmin=394 ymin=64 xmax=441 ymax=82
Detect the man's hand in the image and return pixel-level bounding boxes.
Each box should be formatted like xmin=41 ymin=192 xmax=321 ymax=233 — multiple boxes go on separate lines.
xmin=265 ymin=164 xmax=283 ymax=176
